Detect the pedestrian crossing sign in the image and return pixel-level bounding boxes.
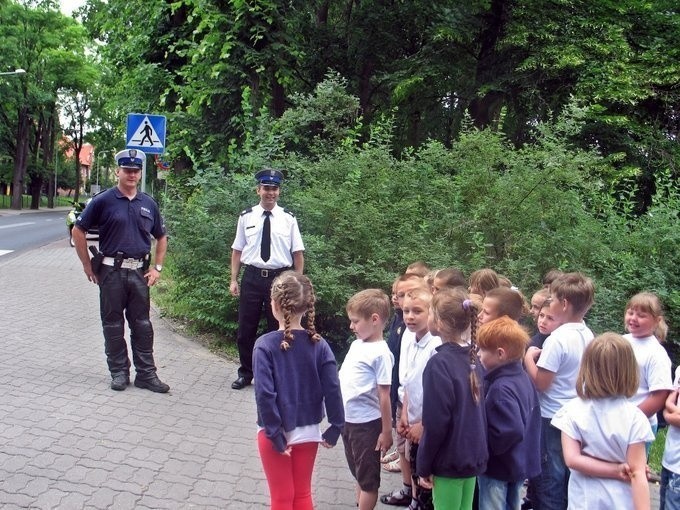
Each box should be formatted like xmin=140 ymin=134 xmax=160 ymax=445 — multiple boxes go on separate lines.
xmin=126 ymin=113 xmax=167 ymax=155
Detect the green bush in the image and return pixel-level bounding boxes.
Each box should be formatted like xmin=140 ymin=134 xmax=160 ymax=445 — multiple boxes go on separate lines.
xmin=161 ymin=80 xmax=680 ymax=358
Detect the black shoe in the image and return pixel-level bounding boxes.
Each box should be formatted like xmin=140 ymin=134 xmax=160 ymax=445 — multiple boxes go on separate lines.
xmin=231 ymin=376 xmax=252 ymax=390
xmin=110 ymin=374 xmax=130 ymax=391
xmin=134 ymin=375 xmax=170 ymax=393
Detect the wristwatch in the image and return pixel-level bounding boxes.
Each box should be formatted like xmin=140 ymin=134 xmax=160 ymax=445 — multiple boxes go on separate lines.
xmin=154 ymin=264 xmax=163 ymax=272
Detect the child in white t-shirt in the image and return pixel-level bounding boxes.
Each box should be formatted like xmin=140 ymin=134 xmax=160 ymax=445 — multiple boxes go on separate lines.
xmin=524 ymin=272 xmax=595 ymax=509
xmin=340 ymin=289 xmax=394 ymax=510
xmin=661 ymin=367 xmax=680 ymax=510
xmin=552 ymin=332 xmax=653 ymax=510
xmin=622 ymin=292 xmax=673 ymax=443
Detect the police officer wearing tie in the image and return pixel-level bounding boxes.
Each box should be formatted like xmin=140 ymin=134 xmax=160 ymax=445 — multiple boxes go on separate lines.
xmin=73 ymin=149 xmax=170 ymax=394
xmin=229 ymin=168 xmax=305 ymax=389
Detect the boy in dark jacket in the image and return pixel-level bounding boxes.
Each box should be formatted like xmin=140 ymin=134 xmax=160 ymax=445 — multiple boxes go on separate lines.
xmin=476 ymin=317 xmax=541 ymax=510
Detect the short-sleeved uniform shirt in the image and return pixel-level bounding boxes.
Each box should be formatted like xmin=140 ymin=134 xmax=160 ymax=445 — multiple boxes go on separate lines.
xmin=76 ymin=187 xmax=166 ymax=258
xmin=339 ymin=339 xmax=394 ymax=424
xmin=231 ymin=204 xmax=304 ymax=269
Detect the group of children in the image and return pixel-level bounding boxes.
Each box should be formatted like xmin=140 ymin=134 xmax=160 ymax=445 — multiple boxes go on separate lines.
xmin=250 ymin=265 xmax=677 ymax=510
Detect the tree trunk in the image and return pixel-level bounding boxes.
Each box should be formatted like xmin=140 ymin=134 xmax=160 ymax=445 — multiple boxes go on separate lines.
xmin=468 ymin=0 xmax=510 ymax=130
xmin=11 ymin=105 xmax=30 ymax=210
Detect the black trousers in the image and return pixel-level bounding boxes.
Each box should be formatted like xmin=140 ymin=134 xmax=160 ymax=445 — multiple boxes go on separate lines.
xmin=98 ymin=266 xmax=157 ymax=379
xmin=236 ymin=268 xmax=279 ymax=379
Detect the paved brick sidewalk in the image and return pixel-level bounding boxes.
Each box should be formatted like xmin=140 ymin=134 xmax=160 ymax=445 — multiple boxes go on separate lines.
xmin=0 ymin=241 xmax=357 ymax=509
xmin=0 ymin=237 xmax=662 ymax=509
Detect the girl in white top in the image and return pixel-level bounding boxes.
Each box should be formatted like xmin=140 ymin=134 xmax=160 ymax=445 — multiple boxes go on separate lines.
xmin=552 ymin=332 xmax=654 ymax=510
xmin=622 ymin=292 xmax=673 ymax=436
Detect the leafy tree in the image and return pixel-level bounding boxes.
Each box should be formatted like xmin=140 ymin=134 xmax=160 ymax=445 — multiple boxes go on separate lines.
xmin=0 ymin=0 xmax=97 ymax=209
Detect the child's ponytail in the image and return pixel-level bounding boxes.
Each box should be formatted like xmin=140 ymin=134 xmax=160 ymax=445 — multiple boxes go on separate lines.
xmin=464 ymin=298 xmax=482 ymax=404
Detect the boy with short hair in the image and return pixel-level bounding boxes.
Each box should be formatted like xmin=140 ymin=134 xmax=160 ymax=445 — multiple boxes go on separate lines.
xmin=524 ymin=272 xmax=595 ymax=510
xmin=477 ymin=317 xmax=541 ymax=510
xmin=340 ymin=289 xmax=394 ymax=510
xmin=382 ymin=274 xmax=429 ymax=503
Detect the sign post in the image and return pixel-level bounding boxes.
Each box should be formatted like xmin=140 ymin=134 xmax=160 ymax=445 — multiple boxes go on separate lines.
xmin=126 ymin=113 xmax=167 ymax=193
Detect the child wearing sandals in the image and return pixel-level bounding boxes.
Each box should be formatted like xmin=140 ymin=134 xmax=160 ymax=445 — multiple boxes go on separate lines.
xmin=552 ymin=332 xmax=654 ymax=509
xmin=417 ymin=288 xmax=488 ymax=510
xmin=253 ymin=272 xmax=345 ymax=510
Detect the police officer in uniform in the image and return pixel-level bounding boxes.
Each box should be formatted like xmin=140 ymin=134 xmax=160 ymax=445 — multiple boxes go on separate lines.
xmin=229 ymin=168 xmax=305 ymax=389
xmin=73 ymin=149 xmax=170 ymax=393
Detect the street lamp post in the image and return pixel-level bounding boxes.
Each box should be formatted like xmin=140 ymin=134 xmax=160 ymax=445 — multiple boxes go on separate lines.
xmin=0 ymin=69 xmax=26 ymax=77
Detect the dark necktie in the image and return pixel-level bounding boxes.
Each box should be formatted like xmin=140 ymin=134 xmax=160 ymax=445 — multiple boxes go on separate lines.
xmin=261 ymin=211 xmax=272 ymax=262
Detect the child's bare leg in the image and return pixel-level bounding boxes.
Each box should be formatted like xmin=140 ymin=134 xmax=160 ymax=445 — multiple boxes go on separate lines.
xmin=359 ymin=490 xmax=378 ymax=510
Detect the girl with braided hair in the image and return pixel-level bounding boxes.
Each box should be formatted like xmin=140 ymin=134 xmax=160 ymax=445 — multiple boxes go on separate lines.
xmin=253 ymin=271 xmax=344 ymax=510
xmin=416 ymin=288 xmax=488 ymax=510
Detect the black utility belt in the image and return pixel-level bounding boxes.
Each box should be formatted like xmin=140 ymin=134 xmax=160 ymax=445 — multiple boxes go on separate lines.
xmin=244 ymin=265 xmax=291 ymax=278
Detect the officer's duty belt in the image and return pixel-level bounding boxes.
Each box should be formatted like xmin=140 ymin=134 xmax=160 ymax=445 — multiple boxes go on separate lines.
xmin=244 ymin=265 xmax=291 ymax=278
xmin=102 ymin=257 xmax=145 ymax=270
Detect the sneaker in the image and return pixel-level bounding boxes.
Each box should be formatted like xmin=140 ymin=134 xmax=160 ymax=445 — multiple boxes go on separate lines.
xmin=134 ymin=375 xmax=170 ymax=393
xmin=110 ymin=374 xmax=130 ymax=391
xmin=382 ymin=459 xmax=402 ymax=473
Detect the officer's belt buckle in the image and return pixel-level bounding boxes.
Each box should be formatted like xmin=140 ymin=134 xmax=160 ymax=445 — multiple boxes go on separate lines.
xmin=121 ymin=258 xmax=143 ymax=270
xmin=260 ymin=269 xmax=269 ymax=278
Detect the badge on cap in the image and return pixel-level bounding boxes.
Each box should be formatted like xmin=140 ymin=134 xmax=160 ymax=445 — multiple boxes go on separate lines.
xmin=255 ymin=168 xmax=283 ymax=187
xmin=115 ymin=149 xmax=145 ymax=169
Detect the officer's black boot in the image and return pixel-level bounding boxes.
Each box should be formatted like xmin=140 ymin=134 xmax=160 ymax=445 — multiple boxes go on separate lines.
xmin=130 ymin=318 xmax=169 ymax=393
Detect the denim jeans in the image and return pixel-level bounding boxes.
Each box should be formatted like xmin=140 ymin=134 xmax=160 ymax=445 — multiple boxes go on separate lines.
xmin=529 ymin=417 xmax=568 ymax=510
xmin=477 ymin=475 xmax=522 ymax=510
xmin=661 ymin=468 xmax=680 ymax=510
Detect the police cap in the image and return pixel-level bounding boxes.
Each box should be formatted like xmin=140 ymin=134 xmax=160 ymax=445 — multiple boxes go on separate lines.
xmin=255 ymin=168 xmax=283 ymax=187
xmin=115 ymin=149 xmax=145 ymax=170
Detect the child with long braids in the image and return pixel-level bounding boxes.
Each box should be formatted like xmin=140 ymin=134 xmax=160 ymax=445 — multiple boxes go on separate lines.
xmin=416 ymin=288 xmax=488 ymax=510
xmin=253 ymin=271 xmax=344 ymax=510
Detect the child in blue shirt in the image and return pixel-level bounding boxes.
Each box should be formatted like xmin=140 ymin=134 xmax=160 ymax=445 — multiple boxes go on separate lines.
xmin=476 ymin=317 xmax=541 ymax=510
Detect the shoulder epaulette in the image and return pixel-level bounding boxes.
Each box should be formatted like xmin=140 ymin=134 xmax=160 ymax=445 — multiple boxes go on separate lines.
xmin=282 ymin=207 xmax=295 ymax=218
xmin=240 ymin=207 xmax=253 ymax=216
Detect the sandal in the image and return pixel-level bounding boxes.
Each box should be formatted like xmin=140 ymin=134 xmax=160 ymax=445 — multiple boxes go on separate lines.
xmin=382 ymin=459 xmax=401 ymax=473
xmin=380 ymin=488 xmax=411 ymax=506
xmin=381 ymin=449 xmax=399 ymax=463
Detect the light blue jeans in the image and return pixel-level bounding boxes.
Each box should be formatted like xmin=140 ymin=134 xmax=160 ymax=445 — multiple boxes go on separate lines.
xmin=477 ymin=475 xmax=522 ymax=510
xmin=529 ymin=417 xmax=568 ymax=510
xmin=661 ymin=468 xmax=680 ymax=510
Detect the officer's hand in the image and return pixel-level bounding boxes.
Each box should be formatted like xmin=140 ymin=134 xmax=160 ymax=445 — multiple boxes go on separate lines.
xmin=229 ymin=281 xmax=239 ymax=297
xmin=144 ymin=268 xmax=161 ymax=287
xmin=83 ymin=264 xmax=98 ymax=284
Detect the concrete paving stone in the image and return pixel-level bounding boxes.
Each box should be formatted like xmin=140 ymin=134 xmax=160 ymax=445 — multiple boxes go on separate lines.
xmin=0 ymin=491 xmax=35 ymax=508
xmin=0 ymin=452 xmax=30 ymax=472
xmin=59 ymin=491 xmax=90 ymax=508
xmin=32 ymin=488 xmax=69 ymax=509
xmin=50 ymin=479 xmax=98 ymax=497
xmin=85 ymin=486 xmax=118 ymax=509
xmin=19 ymin=476 xmax=52 ymax=497
xmin=162 ymin=457 xmax=204 ymax=478
xmin=1 ymin=471 xmax=31 ymax=493
xmin=111 ymin=491 xmax=143 ymax=509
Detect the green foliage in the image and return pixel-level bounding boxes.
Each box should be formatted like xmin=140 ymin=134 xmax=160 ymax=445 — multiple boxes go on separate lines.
xmin=163 ymin=95 xmax=680 ymax=351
